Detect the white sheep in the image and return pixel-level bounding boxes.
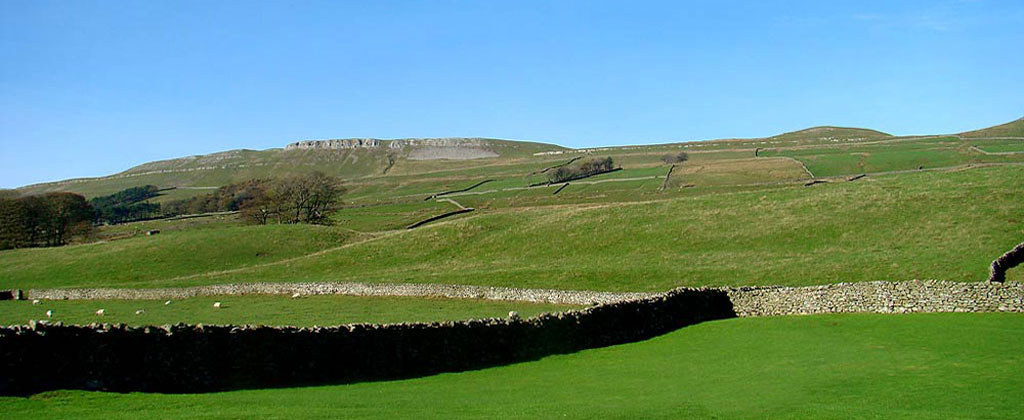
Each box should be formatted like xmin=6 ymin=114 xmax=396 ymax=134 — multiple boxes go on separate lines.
xmin=95 ymin=309 xmax=105 ymax=317
xmin=213 ymin=302 xmax=222 ymax=308
xmin=32 ymin=299 xmax=40 ymax=305
xmin=164 ymin=300 xmax=172 ymax=305
xmin=291 ymin=292 xmax=301 ymax=299
xmin=135 ymin=309 xmax=145 ymax=315
xmin=45 ymin=310 xmax=53 ymax=318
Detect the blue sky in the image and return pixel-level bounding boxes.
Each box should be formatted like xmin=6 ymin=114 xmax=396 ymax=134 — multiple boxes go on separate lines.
xmin=1 ymin=0 xmax=1022 ymax=188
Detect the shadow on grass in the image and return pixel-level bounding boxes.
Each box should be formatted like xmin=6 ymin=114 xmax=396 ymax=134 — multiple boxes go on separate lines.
xmin=0 ymin=289 xmax=737 ymax=395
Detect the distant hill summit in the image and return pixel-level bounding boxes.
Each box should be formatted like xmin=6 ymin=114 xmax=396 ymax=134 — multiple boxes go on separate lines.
xmin=13 ymin=116 xmax=1022 ymax=199
xmin=769 ymin=126 xmax=892 ymax=143
xmin=959 ymin=117 xmax=1024 ymax=138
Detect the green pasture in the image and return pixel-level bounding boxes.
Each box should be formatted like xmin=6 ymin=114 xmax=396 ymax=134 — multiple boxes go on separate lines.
xmin=7 ymin=165 xmax=1012 ymax=291
xmin=0 ymin=295 xmax=576 ymax=327
xmin=0 ymin=224 xmax=363 ymax=290
xmin=4 ymin=313 xmax=1019 ymax=420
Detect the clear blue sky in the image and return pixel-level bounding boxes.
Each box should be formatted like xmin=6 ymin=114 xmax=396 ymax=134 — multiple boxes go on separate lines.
xmin=2 ymin=0 xmax=1022 ymax=188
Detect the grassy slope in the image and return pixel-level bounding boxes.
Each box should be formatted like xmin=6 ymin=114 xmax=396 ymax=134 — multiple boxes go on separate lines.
xmin=760 ymin=136 xmax=1024 ymax=177
xmin=3 ymin=313 xmax=1020 ymax=420
xmin=0 ymin=224 xmax=363 ymax=290
xmin=3 ymin=166 xmax=1021 ymax=292
xmin=5 ymin=166 xmax=1020 ymax=291
xmin=960 ymin=117 xmax=1024 ymax=138
xmin=0 ymin=295 xmax=576 ymax=327
xmin=188 ymin=166 xmax=1024 ymax=291
xmin=16 ymin=139 xmax=568 ymax=199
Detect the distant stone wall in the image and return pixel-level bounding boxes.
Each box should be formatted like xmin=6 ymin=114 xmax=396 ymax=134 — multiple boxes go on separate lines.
xmin=726 ymin=280 xmax=1023 ymax=317
xmin=27 ymin=282 xmax=656 ymax=306
xmin=0 ymin=288 xmax=734 ymax=395
xmin=26 ymin=281 xmax=1022 ymax=314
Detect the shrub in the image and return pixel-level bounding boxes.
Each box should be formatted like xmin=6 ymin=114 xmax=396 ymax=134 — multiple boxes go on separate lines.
xmin=661 ymin=152 xmax=689 ymax=164
xmin=547 ymin=157 xmax=615 ymax=183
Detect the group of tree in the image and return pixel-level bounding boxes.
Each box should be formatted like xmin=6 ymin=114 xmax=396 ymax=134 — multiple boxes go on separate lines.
xmin=661 ymin=151 xmax=689 ymax=164
xmin=164 ymin=172 xmax=344 ymax=225
xmin=547 ymin=156 xmax=616 ymax=183
xmin=89 ymin=185 xmax=162 ymax=224
xmin=0 ymin=192 xmax=94 ymax=250
xmin=162 ymin=179 xmax=270 ymax=216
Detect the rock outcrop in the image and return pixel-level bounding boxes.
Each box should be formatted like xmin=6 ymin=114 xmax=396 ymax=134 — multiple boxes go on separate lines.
xmin=284 ymin=137 xmax=491 ymax=151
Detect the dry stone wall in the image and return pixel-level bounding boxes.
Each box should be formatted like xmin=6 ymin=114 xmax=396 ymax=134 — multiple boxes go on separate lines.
xmin=26 ymin=282 xmax=656 ymax=306
xmin=726 ymin=280 xmax=1023 ymax=316
xmin=3 ymin=280 xmax=1021 ymax=395
xmin=0 ymin=288 xmax=734 ymax=395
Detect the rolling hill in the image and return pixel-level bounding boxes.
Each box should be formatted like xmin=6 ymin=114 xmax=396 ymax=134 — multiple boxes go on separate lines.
xmin=11 ymin=118 xmax=1022 ymax=203
xmin=959 ymin=116 xmax=1024 ymax=138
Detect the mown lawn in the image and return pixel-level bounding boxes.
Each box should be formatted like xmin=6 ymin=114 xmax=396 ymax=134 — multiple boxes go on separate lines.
xmin=3 ymin=313 xmax=1020 ymax=419
xmin=0 ymin=295 xmax=576 ymax=327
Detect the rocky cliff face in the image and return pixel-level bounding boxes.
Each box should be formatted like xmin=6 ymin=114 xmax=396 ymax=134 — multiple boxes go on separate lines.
xmin=284 ymin=138 xmax=490 ymax=150
xmin=285 ymin=139 xmax=381 ymax=150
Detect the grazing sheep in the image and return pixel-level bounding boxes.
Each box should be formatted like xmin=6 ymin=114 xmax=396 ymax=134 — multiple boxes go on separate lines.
xmin=213 ymin=302 xmax=222 ymax=308
xmin=32 ymin=299 xmax=40 ymax=305
xmin=508 ymin=311 xmax=520 ymax=320
xmin=45 ymin=310 xmax=52 ymax=318
xmin=95 ymin=309 xmax=105 ymax=317
xmin=164 ymin=300 xmax=172 ymax=305
xmin=135 ymin=309 xmax=145 ymax=315
xmin=291 ymin=292 xmax=301 ymax=299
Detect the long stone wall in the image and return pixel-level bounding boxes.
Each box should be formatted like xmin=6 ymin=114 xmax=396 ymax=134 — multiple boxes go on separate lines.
xmin=0 ymin=288 xmax=734 ymax=395
xmin=725 ymin=280 xmax=1023 ymax=317
xmin=24 ymin=281 xmax=1022 ymax=314
xmin=26 ymin=282 xmax=656 ymax=306
xmin=3 ymin=280 xmax=1021 ymax=395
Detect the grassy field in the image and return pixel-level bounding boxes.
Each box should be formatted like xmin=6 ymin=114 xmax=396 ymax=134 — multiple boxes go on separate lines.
xmin=0 ymin=295 xmax=576 ymax=327
xmin=3 ymin=165 xmax=1021 ymax=291
xmin=0 ymin=224 xmax=364 ymax=289
xmin=73 ymin=165 xmax=1017 ymax=292
xmin=4 ymin=123 xmax=1024 ymax=419
xmin=960 ymin=117 xmax=1024 ymax=138
xmin=2 ymin=312 xmax=1019 ymax=419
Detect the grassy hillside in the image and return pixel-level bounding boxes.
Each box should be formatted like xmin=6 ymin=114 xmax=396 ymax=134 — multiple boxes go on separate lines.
xmin=0 ymin=224 xmax=363 ymax=290
xmin=6 ymin=165 xmax=1020 ymax=291
xmin=5 ymin=313 xmax=1020 ymax=419
xmin=16 ymin=138 xmax=569 ymax=199
xmin=960 ymin=116 xmax=1024 ymax=138
xmin=769 ymin=125 xmax=891 ymax=143
xmin=0 ymin=295 xmax=576 ymax=327
xmin=12 ymin=119 xmax=1021 ymax=203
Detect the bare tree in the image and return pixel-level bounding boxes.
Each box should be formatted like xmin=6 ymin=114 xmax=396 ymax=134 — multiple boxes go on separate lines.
xmin=238 ymin=172 xmax=343 ymax=225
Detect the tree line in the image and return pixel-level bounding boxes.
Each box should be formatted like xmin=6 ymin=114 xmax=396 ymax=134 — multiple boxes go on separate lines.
xmin=0 ymin=172 xmax=344 ymax=250
xmin=0 ymin=192 xmax=94 ymax=249
xmin=163 ymin=172 xmax=344 ymax=225
xmin=89 ymin=185 xmax=162 ymax=224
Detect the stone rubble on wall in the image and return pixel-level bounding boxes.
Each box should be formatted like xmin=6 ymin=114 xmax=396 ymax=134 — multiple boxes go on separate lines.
xmin=27 ymin=282 xmax=658 ymax=306
xmin=26 ymin=280 xmax=1023 ymax=316
xmin=725 ymin=280 xmax=1024 ymax=317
